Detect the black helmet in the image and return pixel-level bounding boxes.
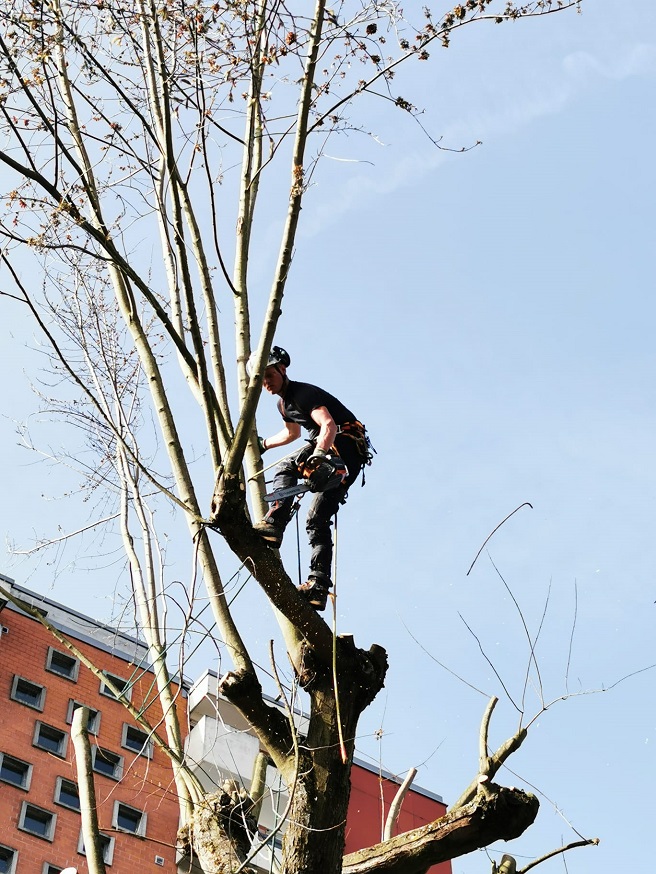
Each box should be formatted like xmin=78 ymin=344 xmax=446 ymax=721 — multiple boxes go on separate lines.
xmin=247 ymin=345 xmax=290 ymax=376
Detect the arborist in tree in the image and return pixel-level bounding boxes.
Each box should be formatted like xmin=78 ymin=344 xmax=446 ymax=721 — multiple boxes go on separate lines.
xmin=250 ymin=346 xmax=374 ymax=611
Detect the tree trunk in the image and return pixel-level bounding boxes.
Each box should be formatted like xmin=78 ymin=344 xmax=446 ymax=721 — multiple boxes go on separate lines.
xmin=281 ymin=637 xmax=388 ymax=873
xmin=71 ymin=707 xmax=107 ymax=874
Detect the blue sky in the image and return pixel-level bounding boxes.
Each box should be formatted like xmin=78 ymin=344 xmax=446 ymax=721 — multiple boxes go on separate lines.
xmin=1 ymin=3 xmax=654 ymax=872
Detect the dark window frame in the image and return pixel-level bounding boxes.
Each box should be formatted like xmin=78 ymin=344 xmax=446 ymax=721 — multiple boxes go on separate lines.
xmin=0 ymin=752 xmax=33 ymax=790
xmin=112 ymin=800 xmax=147 ymax=836
xmin=45 ymin=647 xmax=80 ymax=682
xmin=10 ymin=675 xmax=46 ymax=711
xmin=18 ymin=801 xmax=57 ymax=842
xmin=0 ymin=843 xmax=18 ymax=874
xmin=33 ymin=722 xmax=68 ymax=758
xmin=66 ymin=700 xmax=101 ymax=736
xmin=42 ymin=864 xmax=64 ymax=874
xmin=99 ymin=672 xmax=131 ymax=702
xmin=91 ymin=746 xmax=124 ymax=781
xmin=77 ymin=829 xmax=115 ymax=866
xmin=121 ymin=723 xmax=153 ymax=758
xmin=54 ymin=776 xmax=80 ymax=812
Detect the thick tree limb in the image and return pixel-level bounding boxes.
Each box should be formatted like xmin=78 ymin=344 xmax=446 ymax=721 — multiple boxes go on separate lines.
xmin=72 ymin=707 xmax=107 ymax=874
xmin=218 ymin=668 xmax=296 ymax=779
xmin=210 ymin=483 xmax=337 ymax=664
xmin=343 ymin=786 xmax=539 ymax=874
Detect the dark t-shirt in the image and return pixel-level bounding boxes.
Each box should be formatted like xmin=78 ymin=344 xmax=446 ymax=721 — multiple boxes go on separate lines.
xmin=278 ymin=380 xmax=356 ymax=440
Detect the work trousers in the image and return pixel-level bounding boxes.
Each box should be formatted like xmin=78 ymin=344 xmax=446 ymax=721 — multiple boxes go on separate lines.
xmin=268 ymin=436 xmax=364 ymax=583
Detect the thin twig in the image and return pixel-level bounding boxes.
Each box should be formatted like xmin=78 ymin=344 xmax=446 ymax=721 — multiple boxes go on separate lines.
xmin=11 ymin=513 xmax=121 ymax=555
xmin=565 ymin=580 xmax=578 ymax=694
xmin=401 ymin=620 xmax=489 ymax=698
xmin=518 ymin=837 xmax=599 ymax=873
xmin=488 ymin=556 xmax=545 ymax=717
xmin=458 ymin=613 xmax=521 ymax=713
xmin=466 ymin=503 xmax=533 ymax=576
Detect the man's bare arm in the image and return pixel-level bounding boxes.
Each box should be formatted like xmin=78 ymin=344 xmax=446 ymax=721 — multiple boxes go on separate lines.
xmin=262 ymin=421 xmax=301 ymax=450
xmin=310 ymin=406 xmax=338 ymax=453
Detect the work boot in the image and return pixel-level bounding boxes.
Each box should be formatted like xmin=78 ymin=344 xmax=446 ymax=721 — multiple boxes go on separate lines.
xmin=253 ymin=520 xmax=284 ymax=548
xmin=298 ymin=573 xmax=331 ymax=611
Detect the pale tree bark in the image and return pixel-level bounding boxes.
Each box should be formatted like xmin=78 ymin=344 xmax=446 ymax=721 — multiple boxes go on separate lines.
xmin=0 ymin=2 xmax=593 ymax=873
xmin=234 ymin=0 xmax=267 ymax=517
xmin=72 ymin=707 xmax=107 ymax=874
xmin=384 ymin=768 xmax=418 ymax=841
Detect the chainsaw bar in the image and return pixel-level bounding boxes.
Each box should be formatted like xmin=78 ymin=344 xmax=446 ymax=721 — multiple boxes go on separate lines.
xmin=264 ymin=483 xmax=312 ymax=503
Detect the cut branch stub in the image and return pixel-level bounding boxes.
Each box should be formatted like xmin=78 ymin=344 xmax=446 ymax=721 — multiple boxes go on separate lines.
xmin=185 ymin=788 xmax=259 ymax=874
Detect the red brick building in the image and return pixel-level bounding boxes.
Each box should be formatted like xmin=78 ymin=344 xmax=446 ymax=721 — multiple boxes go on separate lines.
xmin=0 ymin=576 xmax=185 ymax=873
xmin=1 ymin=577 xmax=451 ymax=874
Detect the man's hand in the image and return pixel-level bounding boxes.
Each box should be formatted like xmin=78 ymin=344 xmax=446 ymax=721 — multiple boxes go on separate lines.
xmin=304 ymin=454 xmax=347 ymax=493
xmin=257 ymin=436 xmax=268 ymax=454
xmin=306 ymin=456 xmax=336 ymax=492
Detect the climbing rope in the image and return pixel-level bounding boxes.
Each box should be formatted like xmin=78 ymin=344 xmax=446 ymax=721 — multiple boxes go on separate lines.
xmin=295 ymin=510 xmax=302 ymax=587
xmin=331 ymin=512 xmax=348 ymax=764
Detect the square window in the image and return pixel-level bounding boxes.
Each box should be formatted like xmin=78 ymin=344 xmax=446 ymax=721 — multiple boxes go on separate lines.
xmin=99 ymin=672 xmax=131 ymax=702
xmin=0 ymin=845 xmax=17 ymax=874
xmin=10 ymin=676 xmax=45 ymax=710
xmin=121 ymin=724 xmax=153 ymax=758
xmin=112 ymin=801 xmax=146 ymax=836
xmin=66 ymin=700 xmax=101 ymax=735
xmin=91 ymin=746 xmax=123 ymax=780
xmin=54 ymin=777 xmax=80 ymax=812
xmin=78 ymin=830 xmax=114 ymax=866
xmin=46 ymin=648 xmax=79 ymax=682
xmin=33 ymin=723 xmax=68 ymax=758
xmin=42 ymin=865 xmax=63 ymax=874
xmin=0 ymin=752 xmax=32 ymax=789
xmin=18 ymin=802 xmax=56 ymax=841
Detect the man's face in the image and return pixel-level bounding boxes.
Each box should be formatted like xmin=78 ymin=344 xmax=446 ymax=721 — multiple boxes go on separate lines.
xmin=262 ymin=364 xmax=285 ymax=394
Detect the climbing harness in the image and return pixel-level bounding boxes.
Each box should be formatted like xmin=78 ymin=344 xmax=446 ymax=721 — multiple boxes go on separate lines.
xmin=336 ymin=420 xmax=376 ymax=486
xmin=336 ymin=420 xmax=376 ymax=465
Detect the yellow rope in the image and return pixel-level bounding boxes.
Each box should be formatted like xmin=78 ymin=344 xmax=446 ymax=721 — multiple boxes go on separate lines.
xmin=331 ymin=513 xmax=347 ymax=764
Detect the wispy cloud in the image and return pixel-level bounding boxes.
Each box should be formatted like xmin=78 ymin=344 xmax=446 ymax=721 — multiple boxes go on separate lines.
xmin=298 ymin=40 xmax=656 ymax=238
xmin=563 ymin=43 xmax=656 ymax=81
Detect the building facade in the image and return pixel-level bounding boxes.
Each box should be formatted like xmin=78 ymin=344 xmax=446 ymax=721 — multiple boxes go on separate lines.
xmin=0 ymin=576 xmax=185 ymax=873
xmin=0 ymin=576 xmax=451 ymax=874
xmin=185 ymin=669 xmax=451 ymax=874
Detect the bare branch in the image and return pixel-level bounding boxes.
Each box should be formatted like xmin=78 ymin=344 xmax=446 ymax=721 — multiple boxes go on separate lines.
xmin=518 ymin=837 xmax=600 ymax=874
xmin=384 ymin=768 xmax=418 ymax=841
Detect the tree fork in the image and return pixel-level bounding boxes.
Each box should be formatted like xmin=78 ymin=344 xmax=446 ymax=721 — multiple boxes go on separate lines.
xmin=180 ymin=786 xmax=259 ymax=874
